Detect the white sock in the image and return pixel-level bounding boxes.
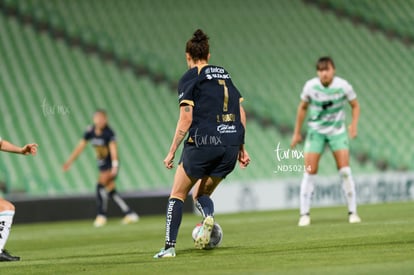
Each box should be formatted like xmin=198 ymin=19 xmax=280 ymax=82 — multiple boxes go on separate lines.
xmin=0 ymin=210 xmax=15 ymax=253
xmin=339 ymin=167 xmax=357 ymax=214
xmin=300 ymin=173 xmax=315 ymax=215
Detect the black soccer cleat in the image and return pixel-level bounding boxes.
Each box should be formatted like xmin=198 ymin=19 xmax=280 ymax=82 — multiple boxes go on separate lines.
xmin=0 ymin=250 xmax=21 ymax=262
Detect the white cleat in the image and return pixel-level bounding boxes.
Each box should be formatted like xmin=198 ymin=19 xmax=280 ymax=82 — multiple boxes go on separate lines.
xmin=195 ymin=216 xmax=214 ymax=249
xmin=122 ymin=212 xmax=139 ymax=225
xmin=349 ymin=213 xmax=361 ymax=224
xmin=298 ymin=214 xmax=311 ymax=227
xmin=153 ymin=247 xmax=176 ymax=258
xmin=93 ymin=215 xmax=107 ymax=227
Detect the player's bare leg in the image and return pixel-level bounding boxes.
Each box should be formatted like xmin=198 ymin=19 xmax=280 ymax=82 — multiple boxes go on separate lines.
xmin=170 ymin=164 xmax=197 ymax=200
xmin=333 ymin=149 xmax=361 ymax=223
xmin=0 ymin=199 xmax=19 ymax=261
xmin=298 ymin=153 xmax=320 ymax=226
xmin=192 ymin=176 xmax=222 ymax=199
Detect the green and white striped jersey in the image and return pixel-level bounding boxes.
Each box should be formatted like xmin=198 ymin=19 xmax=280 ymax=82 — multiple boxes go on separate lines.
xmin=301 ymin=76 xmax=356 ymax=136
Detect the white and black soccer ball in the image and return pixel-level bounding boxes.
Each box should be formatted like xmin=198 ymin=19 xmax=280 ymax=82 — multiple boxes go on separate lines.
xmin=192 ymin=222 xmax=223 ymax=249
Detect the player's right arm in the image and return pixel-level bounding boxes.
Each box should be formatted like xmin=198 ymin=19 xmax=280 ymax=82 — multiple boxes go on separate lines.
xmin=163 ymin=104 xmax=193 ymax=169
xmin=63 ymin=139 xmax=88 ymax=171
xmin=291 ymin=100 xmax=309 ymax=148
xmin=0 ymin=140 xmax=38 ymax=155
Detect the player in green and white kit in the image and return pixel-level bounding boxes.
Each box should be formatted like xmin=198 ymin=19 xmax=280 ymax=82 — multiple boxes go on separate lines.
xmin=291 ymin=57 xmax=361 ymax=226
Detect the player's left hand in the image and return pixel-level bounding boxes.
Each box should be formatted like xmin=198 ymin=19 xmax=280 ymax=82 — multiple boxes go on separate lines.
xmin=238 ymin=149 xmax=250 ymax=168
xmin=290 ymin=133 xmax=302 ymax=148
xmin=348 ymin=124 xmax=357 ymax=139
xmin=163 ymin=152 xmax=175 ymax=169
xmin=110 ymin=166 xmax=118 ymax=178
xmin=21 ymin=143 xmax=38 ymax=156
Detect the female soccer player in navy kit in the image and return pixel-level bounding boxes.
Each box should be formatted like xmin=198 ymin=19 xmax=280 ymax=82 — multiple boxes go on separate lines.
xmin=63 ymin=110 xmax=138 ymax=227
xmin=154 ymin=29 xmax=250 ymax=258
xmin=0 ymin=139 xmax=37 ymax=261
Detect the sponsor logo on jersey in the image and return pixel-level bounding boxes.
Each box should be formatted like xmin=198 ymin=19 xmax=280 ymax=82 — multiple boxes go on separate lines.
xmin=217 ymin=124 xmax=237 ymax=134
xmin=205 ymin=67 xmax=230 ymax=79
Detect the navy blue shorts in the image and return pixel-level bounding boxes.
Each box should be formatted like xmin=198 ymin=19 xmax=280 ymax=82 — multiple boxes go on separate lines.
xmin=179 ymin=145 xmax=239 ymax=179
xmin=98 ymin=160 xmax=112 ymax=171
xmin=97 ymin=161 xmax=120 ymax=180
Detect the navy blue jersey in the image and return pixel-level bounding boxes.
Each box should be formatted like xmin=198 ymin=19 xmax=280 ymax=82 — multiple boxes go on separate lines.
xmin=83 ymin=125 xmax=115 ymax=168
xmin=178 ymin=65 xmax=245 ymax=147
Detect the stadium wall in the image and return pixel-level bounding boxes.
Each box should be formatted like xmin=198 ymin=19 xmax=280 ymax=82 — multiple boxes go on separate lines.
xmin=212 ymin=172 xmax=414 ymax=214
xmin=9 ymin=172 xmax=414 ymax=223
xmin=10 ymin=192 xmax=193 ymax=224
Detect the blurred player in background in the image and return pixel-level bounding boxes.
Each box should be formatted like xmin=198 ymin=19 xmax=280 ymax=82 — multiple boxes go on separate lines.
xmin=291 ymin=56 xmax=361 ymax=226
xmin=63 ymin=110 xmax=138 ymax=227
xmin=154 ymin=29 xmax=250 ymax=258
xmin=0 ymin=139 xmax=37 ymax=261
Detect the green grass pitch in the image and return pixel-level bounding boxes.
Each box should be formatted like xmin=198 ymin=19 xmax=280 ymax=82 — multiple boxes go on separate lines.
xmin=1 ymin=202 xmax=413 ymax=274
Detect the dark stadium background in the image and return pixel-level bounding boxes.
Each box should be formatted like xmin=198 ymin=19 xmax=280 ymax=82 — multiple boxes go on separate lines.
xmin=0 ymin=0 xmax=413 ymax=223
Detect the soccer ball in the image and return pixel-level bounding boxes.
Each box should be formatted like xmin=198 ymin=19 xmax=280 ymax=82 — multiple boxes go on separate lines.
xmin=191 ymin=222 xmax=223 ymax=249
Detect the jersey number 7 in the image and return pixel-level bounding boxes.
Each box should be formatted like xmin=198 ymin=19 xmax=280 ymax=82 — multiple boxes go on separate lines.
xmin=218 ymin=80 xmax=229 ymax=112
